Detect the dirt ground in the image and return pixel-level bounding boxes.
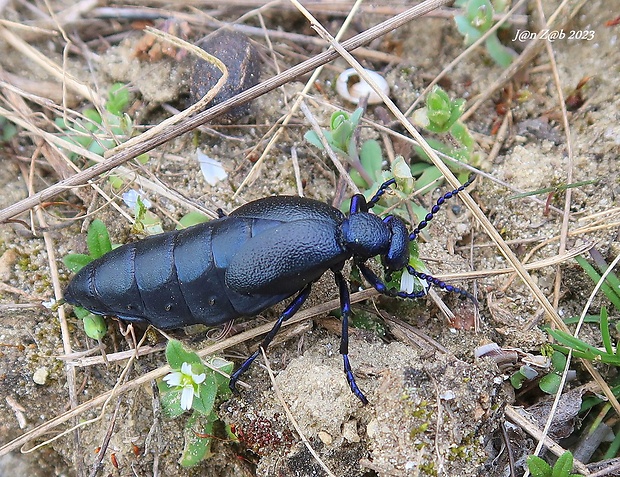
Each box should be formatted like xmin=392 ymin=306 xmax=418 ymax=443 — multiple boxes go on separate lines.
xmin=0 ymin=1 xmax=619 ymax=476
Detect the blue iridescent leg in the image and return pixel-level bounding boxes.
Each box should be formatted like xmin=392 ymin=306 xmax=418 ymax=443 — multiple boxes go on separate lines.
xmin=410 ymin=175 xmax=475 ymax=241
xmin=229 ymin=284 xmax=312 ymax=393
xmin=335 ymin=271 xmax=368 ymax=405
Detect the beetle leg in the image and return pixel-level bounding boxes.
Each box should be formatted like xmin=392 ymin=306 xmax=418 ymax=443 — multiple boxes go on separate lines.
xmin=334 ymin=271 xmax=369 ymax=405
xmin=229 ymin=283 xmax=312 ymax=394
xmin=409 ymin=175 xmax=475 ymax=241
xmin=349 ymin=194 xmax=369 ymax=214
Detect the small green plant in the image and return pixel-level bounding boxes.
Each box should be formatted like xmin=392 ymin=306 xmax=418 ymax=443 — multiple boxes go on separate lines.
xmin=158 ymin=340 xmax=234 ymax=466
xmin=304 ymin=108 xmax=376 ymax=187
xmin=56 ymin=83 xmax=148 ymax=167
xmin=63 ymin=219 xmax=112 ymax=340
xmin=411 ymin=85 xmax=478 ymax=170
xmin=124 ymin=192 xmax=163 ymax=236
xmin=526 ymin=450 xmax=580 ymax=477
xmin=509 ymin=350 xmax=569 ymax=394
xmin=454 ymin=0 xmax=516 ymax=67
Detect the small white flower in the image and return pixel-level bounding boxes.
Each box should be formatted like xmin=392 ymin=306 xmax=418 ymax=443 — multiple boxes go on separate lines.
xmin=163 ymin=362 xmax=206 ymax=411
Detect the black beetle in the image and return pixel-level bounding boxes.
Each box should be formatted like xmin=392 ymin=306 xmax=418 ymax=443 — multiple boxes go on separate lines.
xmin=64 ymin=177 xmax=475 ymax=404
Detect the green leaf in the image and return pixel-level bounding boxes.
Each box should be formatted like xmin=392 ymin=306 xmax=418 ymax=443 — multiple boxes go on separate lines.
xmin=539 ymin=373 xmax=562 ymax=395
xmin=600 ymin=306 xmax=613 ymax=355
xmin=165 ymin=340 xmax=203 ymax=369
xmin=83 ymin=108 xmax=102 ymax=125
xmin=484 ymin=34 xmax=515 ymax=68
xmin=304 ymin=131 xmax=324 ymax=150
xmin=108 ymin=175 xmax=124 ymax=190
xmin=454 ymin=15 xmax=483 ymax=44
xmin=415 ymin=165 xmax=444 ymax=192
xmin=392 ymin=156 xmax=414 ymax=194
xmin=349 ymin=107 xmax=364 ymax=128
xmin=359 ymin=139 xmax=383 ymax=182
xmin=575 ymin=256 xmax=620 ymax=310
xmin=159 ymin=387 xmax=185 ymax=418
xmin=176 ymin=212 xmax=210 ymax=230
xmin=180 ymin=414 xmax=214 ymax=467
xmin=548 ymin=329 xmax=598 ymax=357
xmin=106 ymin=83 xmax=130 ymax=117
xmin=527 ymin=455 xmax=552 ymax=477
xmin=330 ymin=110 xmax=348 ymax=130
xmin=331 ymin=120 xmax=353 ymax=153
xmin=510 ymin=371 xmax=527 ymax=389
xmin=86 ymin=219 xmax=112 ymax=258
xmin=82 ymin=314 xmax=107 ymax=340
xmin=192 ymin=374 xmax=217 ymax=415
xmin=72 ymin=306 xmax=91 ymax=319
xmin=551 ymin=351 xmax=567 ymax=372
xmin=62 ymin=253 xmax=93 ymax=272
xmin=552 ymin=451 xmax=574 ymax=477
xmin=209 ymin=357 xmax=235 ymax=393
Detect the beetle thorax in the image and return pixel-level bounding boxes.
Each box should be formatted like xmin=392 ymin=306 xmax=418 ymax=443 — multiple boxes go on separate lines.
xmin=341 ymin=213 xmax=390 ymax=259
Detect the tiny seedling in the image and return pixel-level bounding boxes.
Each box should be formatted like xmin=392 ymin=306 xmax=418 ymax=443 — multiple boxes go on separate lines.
xmin=454 ymin=0 xmax=516 ymax=67
xmin=159 ymin=339 xmax=235 ymax=466
xmin=411 ymin=85 xmax=478 ymax=173
xmin=526 ymin=450 xmax=580 ymax=477
xmin=56 ymin=83 xmax=149 ymax=173
xmin=509 ymin=349 xmax=569 ymax=395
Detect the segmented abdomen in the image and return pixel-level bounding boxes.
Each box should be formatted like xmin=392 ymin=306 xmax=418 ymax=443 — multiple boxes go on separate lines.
xmin=64 ymin=216 xmax=291 ymax=329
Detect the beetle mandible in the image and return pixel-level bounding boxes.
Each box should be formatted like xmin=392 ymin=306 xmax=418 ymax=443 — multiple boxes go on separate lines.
xmin=64 ymin=176 xmax=475 ymax=404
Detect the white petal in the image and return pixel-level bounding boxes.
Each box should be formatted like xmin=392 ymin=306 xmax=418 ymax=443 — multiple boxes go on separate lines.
xmin=163 ymin=371 xmax=183 ymax=387
xmin=400 ymin=270 xmax=415 ymax=294
xmin=193 ymin=373 xmax=206 ymax=385
xmin=180 ymin=385 xmax=194 ymax=410
xmin=197 ymin=149 xmax=228 ymax=186
xmin=181 ymin=362 xmax=193 ymax=375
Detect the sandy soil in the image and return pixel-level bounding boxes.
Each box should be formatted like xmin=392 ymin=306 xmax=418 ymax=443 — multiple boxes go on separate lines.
xmin=0 ymin=1 xmax=618 ymax=476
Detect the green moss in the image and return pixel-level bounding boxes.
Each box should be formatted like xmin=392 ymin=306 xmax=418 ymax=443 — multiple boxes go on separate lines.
xmin=409 ymin=422 xmax=429 ymax=438
xmin=419 ymin=461 xmax=437 ymax=476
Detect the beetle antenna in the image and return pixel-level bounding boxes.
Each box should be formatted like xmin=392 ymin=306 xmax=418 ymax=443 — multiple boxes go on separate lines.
xmin=358 ymin=261 xmax=477 ymax=305
xmin=367 ymin=178 xmax=396 ymax=208
xmin=409 ymin=175 xmax=475 ymax=241
xmin=406 ymin=265 xmax=478 ymax=305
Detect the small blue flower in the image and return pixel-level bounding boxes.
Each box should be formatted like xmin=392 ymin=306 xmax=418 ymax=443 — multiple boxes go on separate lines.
xmin=163 ymin=362 xmax=206 ymax=411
